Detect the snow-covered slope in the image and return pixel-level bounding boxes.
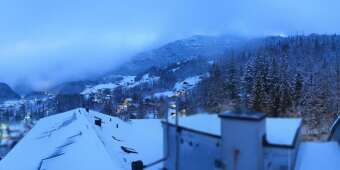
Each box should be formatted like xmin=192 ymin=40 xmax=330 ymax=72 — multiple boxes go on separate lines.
xmin=82 ymin=74 xmax=160 ymax=95
xmin=0 ymin=108 xmax=163 ymax=170
xmin=174 ymin=75 xmax=205 ymax=91
xmin=0 ymin=83 xmax=20 ymax=103
xmin=154 ymin=91 xmax=175 ymax=98
xmin=152 ymin=74 xmax=207 ymax=99
xmin=81 ymin=76 xmax=136 ymax=95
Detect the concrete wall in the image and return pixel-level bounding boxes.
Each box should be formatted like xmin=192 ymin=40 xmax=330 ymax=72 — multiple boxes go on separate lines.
xmin=264 ymin=147 xmax=296 ymax=170
xmin=264 ymin=129 xmax=301 ymax=170
xmin=162 ymin=115 xmax=301 ymax=170
xmin=221 ymin=118 xmax=266 ymax=170
xmin=163 ymin=123 xmax=222 ymax=170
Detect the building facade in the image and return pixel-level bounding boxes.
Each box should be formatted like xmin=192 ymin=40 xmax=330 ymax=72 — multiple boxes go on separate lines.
xmin=162 ymin=112 xmax=302 ymax=170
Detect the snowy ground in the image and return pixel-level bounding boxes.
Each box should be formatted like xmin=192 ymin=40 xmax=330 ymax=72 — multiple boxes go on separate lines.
xmin=174 ymin=75 xmax=203 ymax=91
xmin=295 ymin=142 xmax=340 ymax=170
xmin=153 ymin=91 xmax=175 ymax=98
xmin=82 ymin=74 xmax=160 ymax=95
xmin=82 ymin=76 xmax=136 ymax=95
xmin=0 ymin=108 xmax=163 ymax=170
xmin=152 ymin=75 xmax=206 ymax=99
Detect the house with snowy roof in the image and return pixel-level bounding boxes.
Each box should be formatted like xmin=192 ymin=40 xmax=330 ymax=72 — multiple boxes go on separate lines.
xmin=162 ymin=112 xmax=302 ymax=170
xmin=1 ymin=109 xmax=339 ymax=170
xmin=0 ymin=108 xmax=164 ymax=170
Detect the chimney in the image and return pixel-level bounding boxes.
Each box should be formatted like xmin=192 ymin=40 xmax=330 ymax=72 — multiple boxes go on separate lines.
xmin=219 ymin=112 xmax=266 ymax=170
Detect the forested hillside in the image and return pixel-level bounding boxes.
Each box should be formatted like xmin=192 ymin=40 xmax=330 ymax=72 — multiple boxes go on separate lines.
xmin=2 ymin=34 xmax=339 ymax=140
xmin=194 ymin=34 xmax=340 ymax=139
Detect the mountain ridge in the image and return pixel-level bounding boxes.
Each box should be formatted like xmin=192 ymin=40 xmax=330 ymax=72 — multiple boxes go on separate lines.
xmin=0 ymin=82 xmax=20 ymax=102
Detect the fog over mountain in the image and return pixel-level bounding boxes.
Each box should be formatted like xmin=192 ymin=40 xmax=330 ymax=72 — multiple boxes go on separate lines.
xmin=0 ymin=0 xmax=340 ymax=92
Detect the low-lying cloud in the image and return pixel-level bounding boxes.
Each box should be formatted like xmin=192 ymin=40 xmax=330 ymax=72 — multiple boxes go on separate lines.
xmin=0 ymin=0 xmax=339 ymax=92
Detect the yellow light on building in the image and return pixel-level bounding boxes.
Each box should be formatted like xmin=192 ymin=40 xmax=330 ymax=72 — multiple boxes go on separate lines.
xmin=170 ymin=104 xmax=176 ymax=109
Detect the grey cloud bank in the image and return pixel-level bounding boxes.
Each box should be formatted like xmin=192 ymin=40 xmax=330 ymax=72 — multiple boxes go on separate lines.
xmin=0 ymin=0 xmax=339 ymax=92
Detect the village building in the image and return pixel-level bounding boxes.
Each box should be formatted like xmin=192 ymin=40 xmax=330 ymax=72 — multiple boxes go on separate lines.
xmin=162 ymin=112 xmax=302 ymax=170
xmin=1 ymin=108 xmax=339 ymax=170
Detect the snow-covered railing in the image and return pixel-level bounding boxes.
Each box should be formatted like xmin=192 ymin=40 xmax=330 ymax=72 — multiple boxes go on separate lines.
xmin=328 ymin=116 xmax=340 ymax=142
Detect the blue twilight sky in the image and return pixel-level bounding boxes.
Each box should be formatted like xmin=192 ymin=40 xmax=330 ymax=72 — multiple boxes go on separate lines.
xmin=0 ymin=0 xmax=339 ymax=91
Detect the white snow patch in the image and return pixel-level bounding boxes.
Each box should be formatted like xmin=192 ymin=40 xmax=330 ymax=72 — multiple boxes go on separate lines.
xmin=171 ymin=67 xmax=180 ymax=72
xmin=0 ymin=100 xmax=25 ymax=109
xmin=295 ymin=142 xmax=340 ymax=170
xmin=81 ymin=76 xmax=136 ymax=95
xmin=81 ymin=83 xmax=119 ymax=94
xmin=129 ymin=74 xmax=160 ymax=88
xmin=266 ymin=118 xmax=302 ymax=146
xmin=154 ymin=91 xmax=175 ymax=98
xmin=174 ymin=75 xmax=203 ymax=91
xmin=82 ymin=74 xmax=160 ymax=95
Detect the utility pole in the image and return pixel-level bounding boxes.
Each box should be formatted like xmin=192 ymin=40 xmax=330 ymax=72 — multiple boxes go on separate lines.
xmin=175 ymin=99 xmax=179 ymax=170
xmin=336 ymin=52 xmax=340 ymax=117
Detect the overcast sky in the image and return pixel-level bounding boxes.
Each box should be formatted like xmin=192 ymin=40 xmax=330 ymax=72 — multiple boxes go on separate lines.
xmin=0 ymin=0 xmax=340 ymax=91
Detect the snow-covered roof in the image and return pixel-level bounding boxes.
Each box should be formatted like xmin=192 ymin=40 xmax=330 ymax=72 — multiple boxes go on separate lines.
xmin=295 ymin=142 xmax=340 ymax=170
xmin=166 ymin=113 xmax=302 ymax=146
xmin=2 ymin=110 xmax=337 ymax=170
xmin=0 ymin=108 xmax=163 ymax=170
xmin=266 ymin=118 xmax=301 ymax=146
xmin=167 ymin=114 xmax=221 ymax=137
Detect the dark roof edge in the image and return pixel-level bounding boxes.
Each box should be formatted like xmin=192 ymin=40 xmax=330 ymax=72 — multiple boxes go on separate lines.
xmin=219 ymin=112 xmax=267 ymax=121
